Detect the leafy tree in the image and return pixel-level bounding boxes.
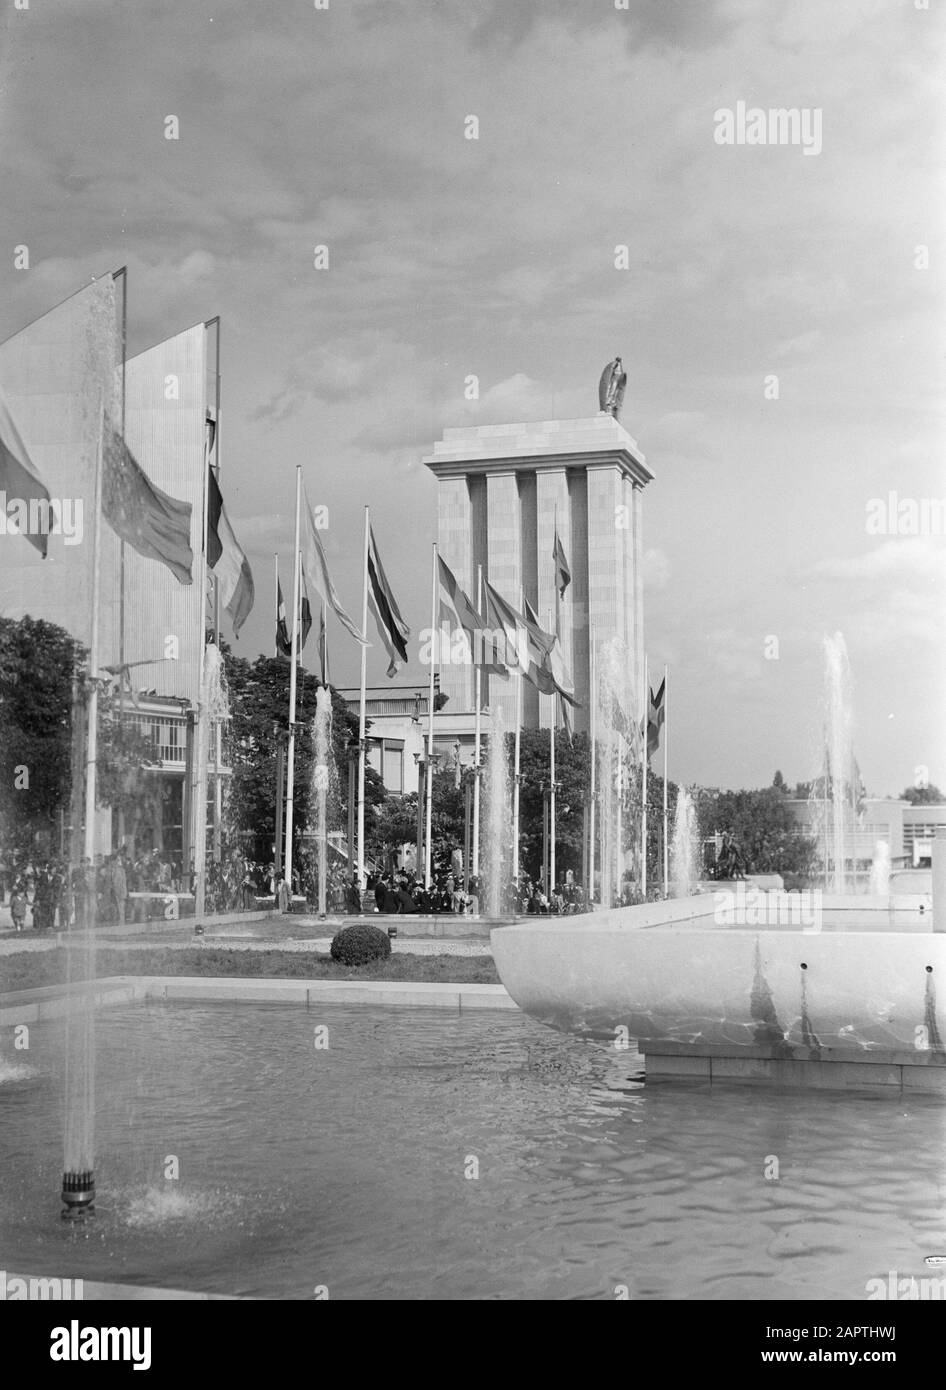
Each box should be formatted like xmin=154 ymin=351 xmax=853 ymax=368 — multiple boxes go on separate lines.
xmin=899 ymin=782 xmax=945 ymax=805
xmin=0 ymin=616 xmax=81 ymax=856
xmin=772 ymin=769 xmax=788 ymax=793
xmin=516 ymin=729 xmax=592 ymax=882
xmin=693 ymin=785 xmax=818 ymax=879
xmin=221 ymin=649 xmax=384 ymax=865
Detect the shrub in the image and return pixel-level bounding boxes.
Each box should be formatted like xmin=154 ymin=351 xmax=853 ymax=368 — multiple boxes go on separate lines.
xmin=330 ymin=922 xmax=392 ymax=967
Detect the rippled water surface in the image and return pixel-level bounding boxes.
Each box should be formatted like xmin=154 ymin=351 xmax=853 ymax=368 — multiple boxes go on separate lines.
xmin=1 ymin=1003 xmax=944 ymax=1300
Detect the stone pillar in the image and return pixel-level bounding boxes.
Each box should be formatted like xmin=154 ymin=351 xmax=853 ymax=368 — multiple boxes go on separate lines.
xmin=486 ymin=471 xmax=521 ymax=728
xmin=437 ymin=477 xmax=473 ymax=713
xmin=933 ymin=827 xmax=946 ymax=932
xmin=537 ymin=467 xmax=572 ymax=730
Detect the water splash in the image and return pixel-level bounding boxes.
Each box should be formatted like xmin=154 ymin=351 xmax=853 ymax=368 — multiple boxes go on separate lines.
xmin=125 ymin=1184 xmax=241 ymax=1228
xmin=670 ymin=786 xmax=699 ymax=898
xmin=311 ymin=686 xmax=334 ymax=916
xmin=817 ymin=633 xmax=855 ymax=893
xmin=869 ymin=840 xmax=891 ymax=897
xmin=482 ymin=706 xmax=511 ymax=920
xmin=595 ymin=637 xmax=637 ymax=907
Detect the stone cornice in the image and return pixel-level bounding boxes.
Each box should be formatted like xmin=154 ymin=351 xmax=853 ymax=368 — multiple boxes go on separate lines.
xmin=422 ymin=415 xmax=654 ymax=488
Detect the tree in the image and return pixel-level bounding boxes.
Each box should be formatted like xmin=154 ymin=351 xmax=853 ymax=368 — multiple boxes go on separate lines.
xmin=516 ymin=729 xmax=592 ymax=882
xmin=899 ymin=783 xmax=945 ymax=806
xmin=0 ymin=615 xmax=81 ymax=856
xmin=694 ymin=785 xmax=818 ymax=880
xmin=772 ymin=769 xmax=788 ymax=793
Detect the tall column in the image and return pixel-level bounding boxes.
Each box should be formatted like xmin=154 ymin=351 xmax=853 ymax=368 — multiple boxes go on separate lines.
xmin=436 ymin=477 xmax=473 ymax=711
xmin=587 ymin=463 xmax=628 ymax=711
xmin=486 ymin=471 xmax=521 ymax=729
xmin=536 ymin=467 xmax=572 ymax=730
xmin=632 ymin=479 xmax=644 ymax=724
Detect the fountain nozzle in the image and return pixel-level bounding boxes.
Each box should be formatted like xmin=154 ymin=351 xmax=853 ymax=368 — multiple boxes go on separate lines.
xmin=61 ymin=1169 xmax=95 ymax=1221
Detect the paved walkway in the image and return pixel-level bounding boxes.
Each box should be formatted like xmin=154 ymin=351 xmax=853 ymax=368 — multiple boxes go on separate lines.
xmin=0 ymin=931 xmax=493 ymax=958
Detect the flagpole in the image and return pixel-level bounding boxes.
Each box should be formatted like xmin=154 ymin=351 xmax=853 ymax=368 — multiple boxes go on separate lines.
xmin=548 ymin=606 xmax=556 ymax=899
xmin=83 ymin=397 xmax=106 ymax=862
xmin=424 ymin=543 xmax=438 ymax=888
xmin=662 ymin=663 xmax=669 ymax=898
xmin=472 ymin=564 xmax=483 ymax=880
xmin=193 ymin=380 xmax=212 ymax=921
xmin=284 ymin=466 xmax=302 ymax=905
xmin=356 ymin=505 xmax=369 ymax=900
xmin=641 ymin=654 xmax=649 ymax=898
xmin=513 ymin=669 xmax=522 ymax=892
xmin=589 ymin=623 xmax=596 ymax=907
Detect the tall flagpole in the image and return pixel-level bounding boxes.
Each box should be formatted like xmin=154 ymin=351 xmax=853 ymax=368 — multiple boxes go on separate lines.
xmin=283 ymin=467 xmax=302 ymax=903
xmin=589 ymin=623 xmax=596 ymax=906
xmin=83 ymin=397 xmax=106 ymax=861
xmin=662 ymin=664 xmax=669 ymax=897
xmin=548 ymin=606 xmax=556 ymax=899
xmin=471 ymin=565 xmax=483 ymax=879
xmin=641 ymin=653 xmax=649 ymax=898
xmin=424 ymin=544 xmax=438 ymax=887
xmin=193 ymin=379 xmax=212 ymax=920
xmin=356 ymin=506 xmax=370 ymax=898
xmin=273 ymin=552 xmax=279 ymax=658
xmin=513 ymin=667 xmax=522 ymax=891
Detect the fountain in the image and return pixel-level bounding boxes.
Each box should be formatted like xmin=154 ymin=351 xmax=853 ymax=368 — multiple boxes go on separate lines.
xmin=670 ymin=785 xmax=698 ymax=898
xmin=595 ymin=637 xmax=637 ymax=908
xmin=869 ymin=839 xmax=891 ymax=897
xmin=823 ymin=632 xmax=854 ymax=893
xmin=481 ymin=706 xmax=511 ymax=919
xmin=312 ymin=686 xmax=333 ymax=918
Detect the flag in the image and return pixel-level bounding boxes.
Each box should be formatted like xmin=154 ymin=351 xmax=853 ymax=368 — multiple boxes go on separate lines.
xmin=0 ymin=385 xmax=51 ymax=557
xmin=276 ymin=577 xmax=291 ymax=659
xmin=299 ymin=568 xmax=312 ymax=650
xmin=437 ymin=555 xmax=507 ymax=676
xmin=484 ymin=580 xmax=530 ymax=676
xmin=552 ymin=528 xmax=571 ymax=598
xmin=205 ymin=467 xmax=254 ymax=634
xmin=103 ymin=418 xmax=193 ymax=585
xmin=522 ymin=597 xmax=579 ymax=706
xmin=318 ymin=602 xmax=328 ymax=685
xmin=301 ymin=487 xmax=366 ymax=647
xmin=367 ymin=523 xmax=410 ymax=677
xmin=642 ymin=677 xmax=665 ymax=760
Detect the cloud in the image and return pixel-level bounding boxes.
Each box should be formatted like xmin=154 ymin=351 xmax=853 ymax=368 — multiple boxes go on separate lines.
xmin=809 ymin=537 xmax=946 ymax=584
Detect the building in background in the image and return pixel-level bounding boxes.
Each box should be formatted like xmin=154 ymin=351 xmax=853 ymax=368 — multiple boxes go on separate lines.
xmin=423 ymin=413 xmax=653 ymax=735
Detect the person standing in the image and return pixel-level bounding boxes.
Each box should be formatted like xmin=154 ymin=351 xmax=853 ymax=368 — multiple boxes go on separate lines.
xmin=110 ymin=853 xmax=128 ymax=925
xmin=10 ymin=880 xmax=26 ymax=933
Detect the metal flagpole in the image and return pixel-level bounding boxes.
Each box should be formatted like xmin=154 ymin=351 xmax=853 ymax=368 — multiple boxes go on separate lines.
xmin=589 ymin=623 xmax=596 ymax=906
xmin=512 ymin=618 xmax=523 ymax=892
xmin=193 ymin=379 xmax=212 ymax=921
xmin=548 ymin=606 xmax=556 ymax=899
xmin=283 ymin=468 xmax=302 ymax=905
xmin=83 ymin=397 xmax=106 ymax=862
xmin=472 ymin=565 xmax=483 ymax=878
xmin=662 ymin=663 xmax=669 ymax=898
xmin=641 ymin=654 xmax=649 ymax=898
xmin=424 ymin=543 xmax=437 ymax=887
xmin=356 ymin=506 xmax=370 ymax=900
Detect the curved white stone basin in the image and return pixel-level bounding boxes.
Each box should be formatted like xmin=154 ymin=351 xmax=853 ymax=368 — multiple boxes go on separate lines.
xmin=490 ymin=893 xmax=944 ymax=1058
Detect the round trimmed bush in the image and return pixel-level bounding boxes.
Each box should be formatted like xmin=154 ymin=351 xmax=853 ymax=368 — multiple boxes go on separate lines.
xmin=330 ymin=922 xmax=392 ymax=966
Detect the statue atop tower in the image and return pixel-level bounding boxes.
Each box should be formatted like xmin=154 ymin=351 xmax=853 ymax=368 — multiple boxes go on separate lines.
xmin=598 ymin=356 xmax=627 ymax=420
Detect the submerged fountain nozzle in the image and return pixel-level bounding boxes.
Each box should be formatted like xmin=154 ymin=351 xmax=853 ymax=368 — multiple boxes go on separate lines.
xmin=61 ymin=1169 xmax=95 ymax=1221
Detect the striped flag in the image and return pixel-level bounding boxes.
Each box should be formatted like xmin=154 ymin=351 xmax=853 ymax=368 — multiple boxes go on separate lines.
xmin=276 ymin=577 xmax=291 ymax=658
xmin=103 ymin=419 xmax=193 ymax=586
xmin=0 ymin=385 xmax=51 ymax=557
xmin=207 ymin=468 xmax=254 ymax=634
xmin=483 ymin=580 xmax=530 ymax=676
xmin=522 ymin=597 xmax=578 ymax=706
xmin=302 ymin=487 xmax=365 ymax=647
xmin=367 ymin=523 xmax=410 ymax=677
xmin=437 ymin=555 xmax=507 ymax=676
xmin=276 ymin=568 xmax=311 ymax=659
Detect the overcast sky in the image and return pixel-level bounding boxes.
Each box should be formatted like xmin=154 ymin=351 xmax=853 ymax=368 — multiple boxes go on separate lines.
xmin=1 ymin=0 xmax=943 ymax=796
